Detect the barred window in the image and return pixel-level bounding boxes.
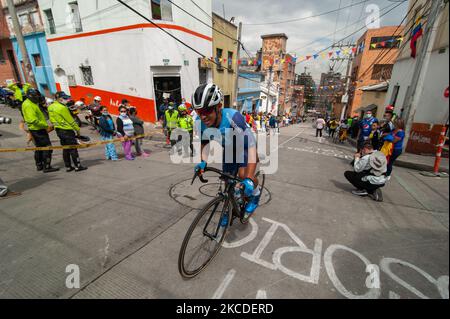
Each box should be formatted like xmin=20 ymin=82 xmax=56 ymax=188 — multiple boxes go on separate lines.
xmin=80 ymin=66 xmax=94 ymax=85
xmin=371 ymin=64 xmax=393 ymax=80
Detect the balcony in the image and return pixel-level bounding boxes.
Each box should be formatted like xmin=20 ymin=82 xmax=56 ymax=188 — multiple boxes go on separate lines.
xmin=1 ymin=0 xmax=35 ymax=8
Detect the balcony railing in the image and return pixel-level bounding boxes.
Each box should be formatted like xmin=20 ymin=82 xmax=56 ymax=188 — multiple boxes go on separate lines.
xmin=1 ymin=0 xmax=35 ymax=8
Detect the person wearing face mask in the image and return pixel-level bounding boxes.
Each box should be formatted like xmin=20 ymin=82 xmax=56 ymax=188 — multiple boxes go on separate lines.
xmin=164 ymin=102 xmax=179 ymax=149
xmin=98 ymin=106 xmax=118 ymax=161
xmin=48 ymin=91 xmax=87 ymax=172
xmin=357 ymin=111 xmax=378 ymax=153
xmin=177 ymin=104 xmax=194 ymax=157
xmin=116 ymin=106 xmax=135 ymax=160
xmin=21 ymin=89 xmax=59 ymax=173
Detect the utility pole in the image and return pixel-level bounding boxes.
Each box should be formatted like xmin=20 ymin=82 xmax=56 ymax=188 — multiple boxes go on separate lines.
xmin=6 ymin=0 xmax=36 ymax=86
xmin=340 ymin=54 xmax=354 ymax=121
xmin=402 ymin=0 xmax=445 ymax=153
xmin=266 ymin=65 xmax=273 ymax=113
xmin=233 ymin=22 xmax=242 ymax=110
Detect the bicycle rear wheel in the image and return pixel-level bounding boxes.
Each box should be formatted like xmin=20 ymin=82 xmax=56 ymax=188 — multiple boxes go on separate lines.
xmin=178 ymin=196 xmax=231 ymax=278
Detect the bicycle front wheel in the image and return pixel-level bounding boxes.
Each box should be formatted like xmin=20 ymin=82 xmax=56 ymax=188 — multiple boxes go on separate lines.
xmin=178 ymin=196 xmax=231 ymax=278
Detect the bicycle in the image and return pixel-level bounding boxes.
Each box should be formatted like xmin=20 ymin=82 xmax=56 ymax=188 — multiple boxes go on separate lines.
xmin=178 ymin=167 xmax=265 ymax=279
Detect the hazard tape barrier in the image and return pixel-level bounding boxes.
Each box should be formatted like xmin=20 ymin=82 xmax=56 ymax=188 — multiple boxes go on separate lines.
xmin=0 ymin=131 xmax=163 ymax=153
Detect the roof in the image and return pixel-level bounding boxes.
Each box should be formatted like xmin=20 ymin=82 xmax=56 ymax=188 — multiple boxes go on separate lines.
xmin=360 ymin=82 xmax=389 ymax=92
xmin=212 ymin=12 xmax=238 ymax=29
xmin=261 ymin=33 xmax=288 ymax=40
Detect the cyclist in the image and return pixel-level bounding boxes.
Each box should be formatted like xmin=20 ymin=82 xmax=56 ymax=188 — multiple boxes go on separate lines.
xmin=192 ymin=84 xmax=261 ymax=225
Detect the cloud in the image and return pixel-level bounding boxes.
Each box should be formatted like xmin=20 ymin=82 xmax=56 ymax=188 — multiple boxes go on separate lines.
xmin=212 ymin=0 xmax=408 ymax=81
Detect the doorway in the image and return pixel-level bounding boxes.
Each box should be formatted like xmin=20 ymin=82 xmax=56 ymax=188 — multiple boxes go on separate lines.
xmin=153 ymin=76 xmax=181 ymax=117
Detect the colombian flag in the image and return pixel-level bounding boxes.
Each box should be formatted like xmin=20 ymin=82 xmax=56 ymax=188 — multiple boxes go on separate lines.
xmin=410 ymin=18 xmax=423 ymax=58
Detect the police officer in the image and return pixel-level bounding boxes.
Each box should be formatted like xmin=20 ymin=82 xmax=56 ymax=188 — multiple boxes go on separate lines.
xmin=48 ymin=91 xmax=87 ymax=172
xmin=7 ymin=81 xmax=32 ymax=108
xmin=164 ymin=102 xmax=179 ymax=148
xmin=21 ymin=89 xmax=59 ymax=173
xmin=177 ymin=104 xmax=194 ymax=156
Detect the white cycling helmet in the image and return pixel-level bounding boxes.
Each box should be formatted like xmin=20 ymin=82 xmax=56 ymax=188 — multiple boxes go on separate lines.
xmin=75 ymin=101 xmax=85 ymax=108
xmin=45 ymin=98 xmax=54 ymax=105
xmin=94 ymin=96 xmax=102 ymax=102
xmin=192 ymin=83 xmax=223 ymax=110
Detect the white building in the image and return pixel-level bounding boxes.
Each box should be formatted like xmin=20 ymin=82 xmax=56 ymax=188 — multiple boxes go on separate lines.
xmin=37 ymin=0 xmax=213 ymax=122
xmin=384 ymin=0 xmax=449 ymax=154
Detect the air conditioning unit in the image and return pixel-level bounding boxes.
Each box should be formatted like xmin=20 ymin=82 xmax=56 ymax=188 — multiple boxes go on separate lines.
xmin=67 ymin=74 xmax=77 ymax=87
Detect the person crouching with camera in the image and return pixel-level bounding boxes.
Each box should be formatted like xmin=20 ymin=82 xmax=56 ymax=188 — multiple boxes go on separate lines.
xmin=21 ymin=89 xmax=59 ymax=173
xmin=344 ymin=142 xmax=387 ymax=202
xmin=48 ymin=92 xmax=87 ymax=172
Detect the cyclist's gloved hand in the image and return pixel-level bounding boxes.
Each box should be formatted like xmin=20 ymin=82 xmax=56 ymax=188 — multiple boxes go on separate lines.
xmin=195 ymin=161 xmax=207 ymax=173
xmin=242 ymin=178 xmax=255 ymax=197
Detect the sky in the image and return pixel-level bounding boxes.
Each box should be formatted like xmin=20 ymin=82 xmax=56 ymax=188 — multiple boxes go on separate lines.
xmin=212 ymin=0 xmax=409 ymax=82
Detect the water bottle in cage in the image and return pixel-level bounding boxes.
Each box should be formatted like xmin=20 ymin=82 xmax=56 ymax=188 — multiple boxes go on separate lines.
xmin=234 ymin=186 xmax=244 ymax=206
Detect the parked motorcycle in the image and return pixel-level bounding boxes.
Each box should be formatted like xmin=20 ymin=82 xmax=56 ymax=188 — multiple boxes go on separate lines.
xmin=0 ymin=87 xmax=14 ymax=107
xmin=67 ymin=100 xmax=83 ymax=127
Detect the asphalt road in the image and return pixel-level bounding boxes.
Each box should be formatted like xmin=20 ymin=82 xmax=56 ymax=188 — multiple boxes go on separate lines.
xmin=0 ymin=104 xmax=448 ymax=299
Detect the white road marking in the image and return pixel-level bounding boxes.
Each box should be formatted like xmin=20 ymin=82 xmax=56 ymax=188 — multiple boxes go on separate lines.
xmin=223 ymin=218 xmax=258 ymax=249
xmin=256 ymin=290 xmax=267 ymax=299
xmin=212 ymin=269 xmax=236 ymax=299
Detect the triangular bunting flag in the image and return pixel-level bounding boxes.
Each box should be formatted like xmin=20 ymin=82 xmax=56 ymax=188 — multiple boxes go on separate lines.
xmin=328 ymin=51 xmax=333 ymax=58
xmin=371 ymin=44 xmax=377 ymax=49
xmin=306 ymin=56 xmax=312 ymax=60
xmin=352 ymin=47 xmax=357 ymax=54
xmin=313 ymin=54 xmax=318 ymax=59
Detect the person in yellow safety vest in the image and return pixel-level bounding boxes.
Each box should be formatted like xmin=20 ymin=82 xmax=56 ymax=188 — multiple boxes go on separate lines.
xmin=48 ymin=91 xmax=88 ymax=172
xmin=7 ymin=82 xmax=32 ymax=105
xmin=21 ymin=89 xmax=60 ymax=173
xmin=177 ymin=104 xmax=194 ymax=156
xmin=164 ymin=102 xmax=179 ymax=147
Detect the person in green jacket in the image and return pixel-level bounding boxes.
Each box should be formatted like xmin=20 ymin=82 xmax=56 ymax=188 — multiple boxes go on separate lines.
xmin=164 ymin=103 xmax=179 ymax=148
xmin=21 ymin=89 xmax=59 ymax=173
xmin=8 ymin=82 xmax=32 ymax=106
xmin=48 ymin=91 xmax=87 ymax=172
xmin=177 ymin=104 xmax=194 ymax=156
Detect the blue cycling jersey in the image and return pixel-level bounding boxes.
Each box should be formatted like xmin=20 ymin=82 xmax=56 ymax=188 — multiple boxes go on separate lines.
xmin=199 ymin=108 xmax=256 ymax=174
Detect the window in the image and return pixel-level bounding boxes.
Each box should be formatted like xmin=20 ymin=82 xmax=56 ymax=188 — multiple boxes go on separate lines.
xmin=216 ymin=48 xmax=223 ymax=71
xmin=151 ymin=0 xmax=173 ymax=21
xmin=18 ymin=13 xmax=30 ymax=28
xmin=44 ymin=9 xmax=56 ymax=34
xmin=69 ymin=2 xmax=83 ymax=33
xmin=369 ymin=36 xmax=401 ymax=50
xmin=32 ymin=54 xmax=42 ymax=67
xmin=371 ymin=64 xmax=393 ymax=80
xmin=227 ymin=51 xmax=233 ymax=71
xmin=30 ymin=11 xmax=41 ymax=29
xmin=80 ymin=66 xmax=94 ymax=85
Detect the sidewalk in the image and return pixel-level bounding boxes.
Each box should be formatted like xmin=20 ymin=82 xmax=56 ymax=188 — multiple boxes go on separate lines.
xmin=348 ymin=137 xmax=449 ymax=173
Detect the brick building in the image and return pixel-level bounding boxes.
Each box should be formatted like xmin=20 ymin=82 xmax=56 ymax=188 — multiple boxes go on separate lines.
xmin=348 ymin=26 xmax=405 ymax=117
xmin=0 ymin=1 xmax=21 ymax=85
xmin=260 ymin=33 xmax=295 ymax=114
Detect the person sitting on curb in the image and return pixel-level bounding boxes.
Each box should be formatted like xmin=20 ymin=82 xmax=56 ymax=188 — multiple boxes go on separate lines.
xmin=344 ymin=142 xmax=387 ymax=202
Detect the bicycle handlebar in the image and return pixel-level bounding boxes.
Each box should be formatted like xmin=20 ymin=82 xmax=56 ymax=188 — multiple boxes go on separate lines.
xmin=191 ymin=167 xmax=242 ymax=185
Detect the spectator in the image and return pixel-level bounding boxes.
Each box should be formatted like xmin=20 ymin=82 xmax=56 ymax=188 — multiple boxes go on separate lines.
xmin=386 ymin=118 xmax=406 ymax=180
xmin=316 ymin=116 xmax=326 ymax=137
xmin=117 ymin=106 xmax=135 ymax=161
xmin=344 ymin=142 xmax=387 ymax=202
xmin=329 ymin=118 xmax=339 ymax=138
xmin=369 ymin=122 xmax=381 ymax=150
xmin=98 ymin=106 xmax=119 ymax=161
xmin=380 ymin=109 xmax=395 ymax=137
xmin=350 ymin=116 xmax=359 ymax=139
xmin=269 ymin=113 xmax=277 ymax=135
xmin=159 ymin=98 xmax=169 ymax=122
xmin=357 ymin=111 xmax=378 ymax=152
xmin=129 ymin=107 xmax=150 ymax=158
xmin=338 ymin=120 xmax=349 ymax=143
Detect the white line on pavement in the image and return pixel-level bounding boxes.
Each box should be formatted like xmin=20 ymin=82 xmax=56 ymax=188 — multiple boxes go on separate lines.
xmin=212 ymin=269 xmax=236 ymax=299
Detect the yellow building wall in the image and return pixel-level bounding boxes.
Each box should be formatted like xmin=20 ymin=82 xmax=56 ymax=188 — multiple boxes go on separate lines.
xmin=212 ymin=13 xmax=238 ymax=108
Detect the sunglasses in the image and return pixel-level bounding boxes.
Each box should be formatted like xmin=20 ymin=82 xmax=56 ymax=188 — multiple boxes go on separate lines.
xmin=197 ymin=107 xmax=216 ymax=116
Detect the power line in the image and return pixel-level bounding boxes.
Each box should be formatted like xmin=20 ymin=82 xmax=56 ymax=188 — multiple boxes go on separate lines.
xmin=295 ymin=0 xmax=407 ymax=65
xmin=243 ymin=0 xmax=369 ymax=26
xmin=289 ymin=2 xmax=396 ymax=55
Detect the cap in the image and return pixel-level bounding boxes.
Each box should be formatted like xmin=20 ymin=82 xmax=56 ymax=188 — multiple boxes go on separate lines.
xmin=55 ymin=91 xmax=71 ymax=100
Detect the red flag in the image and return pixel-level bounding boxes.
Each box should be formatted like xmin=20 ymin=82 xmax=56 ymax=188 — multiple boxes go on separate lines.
xmin=351 ymin=47 xmax=357 ymax=54
xmin=381 ymin=41 xmax=386 ymax=47
xmin=328 ymin=52 xmax=333 ymax=58
xmin=306 ymin=56 xmax=312 ymax=60
xmin=238 ymin=59 xmax=242 ymax=65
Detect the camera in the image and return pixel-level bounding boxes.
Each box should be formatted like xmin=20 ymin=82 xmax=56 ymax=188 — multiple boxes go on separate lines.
xmin=0 ymin=116 xmax=12 ymax=124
